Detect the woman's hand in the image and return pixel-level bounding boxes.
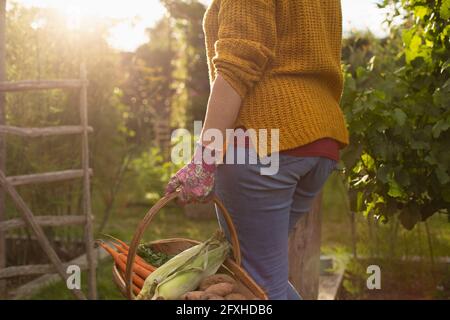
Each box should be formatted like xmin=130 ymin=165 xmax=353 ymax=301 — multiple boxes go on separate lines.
xmin=165 ymin=147 xmax=216 ymax=205
xmin=165 ymin=74 xmax=241 ymax=205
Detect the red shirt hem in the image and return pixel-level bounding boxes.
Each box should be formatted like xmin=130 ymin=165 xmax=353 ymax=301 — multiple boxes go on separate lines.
xmin=281 ymin=138 xmax=340 ymax=162
xmin=233 ymin=133 xmax=340 ymax=163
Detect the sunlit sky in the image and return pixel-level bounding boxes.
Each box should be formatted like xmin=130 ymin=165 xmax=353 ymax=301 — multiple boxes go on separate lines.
xmin=11 ymin=0 xmax=387 ymax=52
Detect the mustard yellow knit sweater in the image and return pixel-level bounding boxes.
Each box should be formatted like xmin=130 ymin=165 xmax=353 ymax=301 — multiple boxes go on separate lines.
xmin=203 ymin=0 xmax=349 ymax=153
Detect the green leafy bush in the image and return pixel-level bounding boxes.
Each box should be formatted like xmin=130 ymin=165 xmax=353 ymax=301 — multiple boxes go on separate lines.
xmin=341 ymin=0 xmax=450 ymax=229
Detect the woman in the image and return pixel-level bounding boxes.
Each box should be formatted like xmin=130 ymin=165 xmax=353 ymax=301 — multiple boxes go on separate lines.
xmin=165 ymin=0 xmax=349 ymax=300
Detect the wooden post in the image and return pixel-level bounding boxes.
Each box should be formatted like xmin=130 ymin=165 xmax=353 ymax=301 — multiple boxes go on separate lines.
xmin=288 ymin=193 xmax=323 ymax=300
xmin=0 ymin=0 xmax=7 ymax=298
xmin=80 ymin=63 xmax=97 ymax=300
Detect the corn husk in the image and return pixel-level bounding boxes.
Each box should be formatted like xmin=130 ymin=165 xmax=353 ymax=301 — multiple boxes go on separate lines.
xmin=136 ymin=230 xmax=230 ymax=300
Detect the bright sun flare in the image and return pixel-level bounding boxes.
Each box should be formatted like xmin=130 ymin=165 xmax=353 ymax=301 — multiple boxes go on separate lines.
xmin=12 ymin=0 xmax=168 ymax=52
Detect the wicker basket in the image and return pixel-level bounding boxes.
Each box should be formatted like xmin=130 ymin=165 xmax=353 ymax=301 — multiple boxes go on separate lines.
xmin=112 ymin=191 xmax=268 ymax=300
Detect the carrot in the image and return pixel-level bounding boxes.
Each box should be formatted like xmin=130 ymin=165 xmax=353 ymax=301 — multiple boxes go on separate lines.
xmin=99 ymin=242 xmax=147 ymax=293
xmin=133 ymin=284 xmax=141 ymax=296
xmin=120 ymin=271 xmax=142 ymax=296
xmin=131 ymin=255 xmax=156 ymax=272
xmin=99 ymin=241 xmax=120 ymax=260
xmin=118 ymin=270 xmax=142 ymax=295
xmin=121 ymin=265 xmax=144 ymax=288
xmin=105 ymin=236 xmax=156 ymax=271
xmin=117 ymin=253 xmax=152 ymax=279
xmin=112 ymin=242 xmax=128 ymax=255
xmin=136 ymin=258 xmax=154 ymax=270
xmin=111 ymin=242 xmax=156 ymax=272
xmin=103 ymin=234 xmax=130 ymax=250
xmin=100 ymin=243 xmax=145 ymax=288
xmin=99 ymin=242 xmax=151 ymax=281
xmin=114 ymin=238 xmax=130 ymax=250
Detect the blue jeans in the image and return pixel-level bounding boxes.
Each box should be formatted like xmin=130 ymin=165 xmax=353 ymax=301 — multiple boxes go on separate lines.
xmin=215 ymin=147 xmax=336 ymax=300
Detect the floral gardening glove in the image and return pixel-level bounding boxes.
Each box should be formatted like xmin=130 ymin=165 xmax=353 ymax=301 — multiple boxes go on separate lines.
xmin=165 ymin=144 xmax=217 ymax=205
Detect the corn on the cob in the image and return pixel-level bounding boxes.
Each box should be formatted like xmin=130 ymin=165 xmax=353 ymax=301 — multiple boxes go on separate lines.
xmin=136 ymin=231 xmax=230 ymax=300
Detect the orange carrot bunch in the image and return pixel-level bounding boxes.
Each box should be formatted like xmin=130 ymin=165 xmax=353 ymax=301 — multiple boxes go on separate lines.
xmin=98 ymin=237 xmax=156 ymax=295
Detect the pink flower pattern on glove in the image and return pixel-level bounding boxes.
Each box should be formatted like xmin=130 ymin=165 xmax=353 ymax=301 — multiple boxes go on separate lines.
xmin=165 ymin=148 xmax=216 ymax=205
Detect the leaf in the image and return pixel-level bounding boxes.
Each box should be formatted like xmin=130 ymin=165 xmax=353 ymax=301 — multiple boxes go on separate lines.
xmin=373 ymin=90 xmax=386 ymax=101
xmin=341 ymin=143 xmax=363 ymax=172
xmin=414 ymin=6 xmax=429 ymax=19
xmin=361 ymin=153 xmax=375 ymax=171
xmin=387 ymin=177 xmax=404 ymax=198
xmin=356 ymin=66 xmax=368 ymax=79
xmin=441 ymin=0 xmax=450 ymax=19
xmin=354 ymin=174 xmax=370 ymax=187
xmin=377 ymin=165 xmax=390 ymax=184
xmin=399 ymin=205 xmax=421 ymax=230
xmin=402 ymin=28 xmax=414 ymax=46
xmin=344 ymin=73 xmax=356 ymax=91
xmin=441 ymin=59 xmax=450 ymax=74
xmin=405 ymin=34 xmax=423 ymax=62
xmin=436 ymin=166 xmax=450 ymax=185
xmin=368 ymin=56 xmax=376 ymax=72
xmin=393 ymin=108 xmax=407 ymax=126
xmin=431 ymin=119 xmax=450 ymax=138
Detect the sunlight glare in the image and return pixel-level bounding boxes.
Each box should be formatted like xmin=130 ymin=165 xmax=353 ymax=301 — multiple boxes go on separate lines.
xmin=14 ymin=0 xmax=167 ymax=51
xmin=64 ymin=6 xmax=82 ymax=31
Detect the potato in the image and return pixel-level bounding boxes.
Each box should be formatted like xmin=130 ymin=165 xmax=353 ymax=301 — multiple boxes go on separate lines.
xmin=204 ymin=282 xmax=234 ymax=296
xmin=202 ymin=293 xmax=225 ymax=300
xmin=199 ymin=274 xmax=236 ymax=291
xmin=181 ymin=291 xmax=206 ymax=300
xmin=225 ymin=293 xmax=247 ymax=300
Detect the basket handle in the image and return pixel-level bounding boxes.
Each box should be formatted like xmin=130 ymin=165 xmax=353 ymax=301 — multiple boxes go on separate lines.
xmin=125 ymin=191 xmax=241 ymax=300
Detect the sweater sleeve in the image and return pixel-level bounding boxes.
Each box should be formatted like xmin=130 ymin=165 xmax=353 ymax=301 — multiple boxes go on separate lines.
xmin=212 ymin=0 xmax=277 ymax=99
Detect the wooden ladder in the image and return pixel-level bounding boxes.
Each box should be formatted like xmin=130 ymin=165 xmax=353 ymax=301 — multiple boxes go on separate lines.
xmin=0 ymin=65 xmax=97 ymax=300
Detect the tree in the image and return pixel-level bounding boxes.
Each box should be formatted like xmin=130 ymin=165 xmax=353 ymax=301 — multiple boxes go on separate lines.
xmin=120 ymin=17 xmax=176 ymax=159
xmin=162 ymin=0 xmax=210 ymax=129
